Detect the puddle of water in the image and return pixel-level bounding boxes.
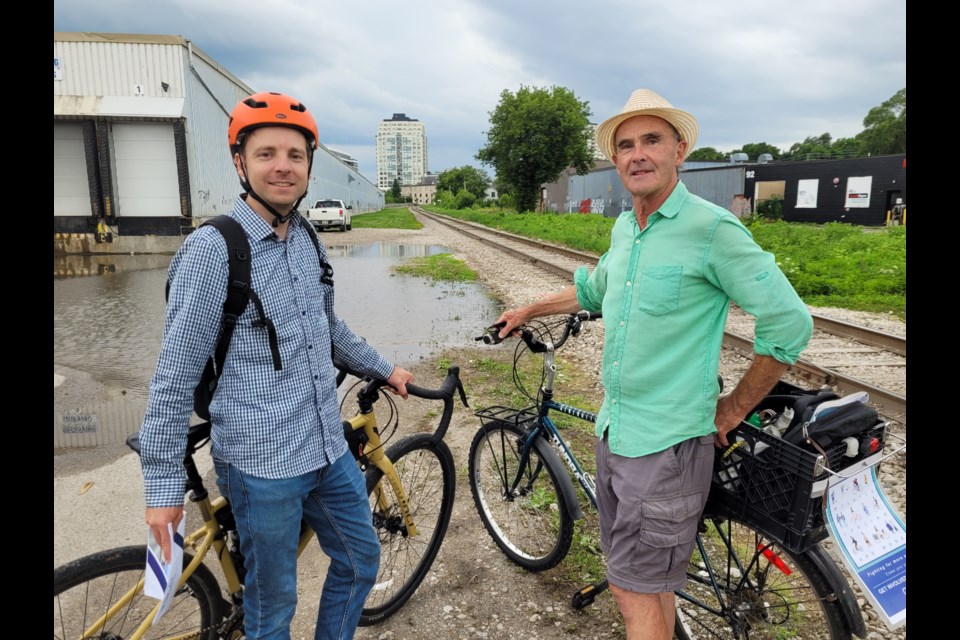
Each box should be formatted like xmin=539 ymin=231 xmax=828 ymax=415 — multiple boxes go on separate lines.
xmin=54 ymin=243 xmax=501 ymax=448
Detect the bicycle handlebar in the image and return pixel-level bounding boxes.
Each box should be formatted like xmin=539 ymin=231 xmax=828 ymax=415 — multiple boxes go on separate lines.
xmin=336 ymin=365 xmax=469 ymax=442
xmin=475 ymin=311 xmax=602 ymax=353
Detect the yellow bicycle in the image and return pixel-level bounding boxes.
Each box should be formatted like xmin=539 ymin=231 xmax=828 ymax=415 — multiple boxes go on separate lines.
xmin=53 ymin=365 xmax=468 ymax=639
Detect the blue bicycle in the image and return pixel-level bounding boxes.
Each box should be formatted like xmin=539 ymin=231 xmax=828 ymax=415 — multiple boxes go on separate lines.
xmin=469 ymin=311 xmax=880 ymax=639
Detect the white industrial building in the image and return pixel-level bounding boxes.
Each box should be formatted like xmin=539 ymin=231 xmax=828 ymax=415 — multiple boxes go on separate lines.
xmin=54 ymin=32 xmax=383 ymax=254
xmin=375 ymin=113 xmax=428 ymax=190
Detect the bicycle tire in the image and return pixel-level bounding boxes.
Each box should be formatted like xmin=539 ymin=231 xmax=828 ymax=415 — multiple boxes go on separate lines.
xmin=53 ymin=545 xmax=227 ymax=640
xmin=674 ymin=514 xmax=848 ymax=640
xmin=468 ymin=419 xmax=575 ymax=572
xmin=359 ymin=433 xmax=456 ymax=626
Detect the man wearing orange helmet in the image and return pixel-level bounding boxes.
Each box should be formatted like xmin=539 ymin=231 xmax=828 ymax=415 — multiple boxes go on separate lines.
xmin=139 ymin=91 xmax=413 ymax=639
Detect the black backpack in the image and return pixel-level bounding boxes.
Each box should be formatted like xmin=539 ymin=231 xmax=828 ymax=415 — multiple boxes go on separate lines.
xmin=166 ymin=215 xmax=334 ymax=421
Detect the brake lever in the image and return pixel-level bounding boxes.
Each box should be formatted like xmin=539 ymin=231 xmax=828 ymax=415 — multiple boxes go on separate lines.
xmin=475 ymin=321 xmax=507 ymax=345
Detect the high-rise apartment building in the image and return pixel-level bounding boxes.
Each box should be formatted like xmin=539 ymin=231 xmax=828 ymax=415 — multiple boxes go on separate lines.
xmin=375 ymin=113 xmax=428 ymax=190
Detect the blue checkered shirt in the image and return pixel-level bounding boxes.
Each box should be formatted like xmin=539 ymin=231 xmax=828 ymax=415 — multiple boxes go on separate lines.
xmin=140 ymin=197 xmax=394 ymax=507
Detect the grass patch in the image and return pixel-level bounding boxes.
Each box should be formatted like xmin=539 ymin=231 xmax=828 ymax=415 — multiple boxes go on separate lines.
xmin=351 ymin=207 xmax=423 ymax=229
xmin=426 ymin=206 xmax=906 ymax=320
xmin=392 ymin=253 xmax=478 ymax=282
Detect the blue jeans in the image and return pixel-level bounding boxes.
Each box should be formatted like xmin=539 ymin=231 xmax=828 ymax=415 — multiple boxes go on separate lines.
xmin=214 ymin=451 xmax=379 ymax=640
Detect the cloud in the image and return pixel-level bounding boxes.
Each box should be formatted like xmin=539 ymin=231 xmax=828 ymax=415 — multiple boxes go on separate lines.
xmin=55 ymin=0 xmax=906 ymax=180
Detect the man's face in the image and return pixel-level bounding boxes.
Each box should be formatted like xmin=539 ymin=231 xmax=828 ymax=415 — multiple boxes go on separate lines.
xmin=612 ymin=115 xmax=687 ymax=204
xmin=235 ymin=126 xmax=310 ymax=211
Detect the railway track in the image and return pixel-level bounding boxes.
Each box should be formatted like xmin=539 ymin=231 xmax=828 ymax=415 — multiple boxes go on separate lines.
xmin=413 ymin=208 xmax=907 ymax=418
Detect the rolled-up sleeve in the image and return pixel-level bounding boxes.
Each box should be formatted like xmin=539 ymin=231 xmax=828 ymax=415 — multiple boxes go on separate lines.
xmin=574 ymin=254 xmax=609 ymax=312
xmin=706 ymin=219 xmax=813 ymax=364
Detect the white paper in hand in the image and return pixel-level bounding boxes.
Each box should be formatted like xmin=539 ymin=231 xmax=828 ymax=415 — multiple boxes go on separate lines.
xmin=144 ymin=519 xmax=185 ymax=625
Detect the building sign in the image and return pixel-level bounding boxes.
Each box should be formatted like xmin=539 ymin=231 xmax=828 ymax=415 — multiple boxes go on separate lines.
xmin=54 ymin=56 xmax=62 ymax=81
xmin=844 ymin=176 xmax=873 ymax=208
xmin=796 ymin=179 xmax=819 ymax=208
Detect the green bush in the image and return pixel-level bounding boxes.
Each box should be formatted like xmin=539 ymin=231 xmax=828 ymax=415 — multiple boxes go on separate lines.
xmin=756 ymin=194 xmax=784 ymax=220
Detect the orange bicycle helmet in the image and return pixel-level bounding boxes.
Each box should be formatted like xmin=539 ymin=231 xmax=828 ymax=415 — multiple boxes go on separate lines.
xmin=228 ymin=92 xmax=319 ymax=155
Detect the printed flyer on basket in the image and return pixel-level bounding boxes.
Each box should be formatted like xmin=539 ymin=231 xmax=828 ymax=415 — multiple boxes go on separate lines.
xmin=824 ymin=461 xmax=906 ymax=629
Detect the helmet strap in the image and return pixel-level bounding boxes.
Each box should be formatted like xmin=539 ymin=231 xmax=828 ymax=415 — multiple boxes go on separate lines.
xmin=236 ymin=156 xmax=309 ymax=228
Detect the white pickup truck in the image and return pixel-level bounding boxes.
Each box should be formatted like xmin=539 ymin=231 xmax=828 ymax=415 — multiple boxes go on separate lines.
xmin=305 ymin=199 xmax=352 ymax=232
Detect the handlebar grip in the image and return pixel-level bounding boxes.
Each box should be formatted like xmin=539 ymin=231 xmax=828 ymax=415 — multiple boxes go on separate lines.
xmin=475 ymin=321 xmax=507 ymax=345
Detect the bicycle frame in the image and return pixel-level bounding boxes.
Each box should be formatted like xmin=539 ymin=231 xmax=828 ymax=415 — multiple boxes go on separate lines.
xmin=93 ymin=404 xmax=424 ymax=640
xmin=481 ymin=313 xmax=870 ymax=638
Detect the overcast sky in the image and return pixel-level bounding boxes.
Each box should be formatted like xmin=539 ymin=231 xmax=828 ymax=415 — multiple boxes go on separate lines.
xmin=55 ymin=0 xmax=906 ymax=186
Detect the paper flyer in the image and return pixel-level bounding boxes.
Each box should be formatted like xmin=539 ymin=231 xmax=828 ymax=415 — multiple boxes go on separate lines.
xmin=144 ymin=519 xmax=186 ymax=624
xmin=824 ymin=464 xmax=906 ymax=629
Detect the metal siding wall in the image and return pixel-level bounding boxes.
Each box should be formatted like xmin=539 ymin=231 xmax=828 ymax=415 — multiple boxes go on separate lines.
xmin=680 ymin=167 xmax=746 ymax=211
xmin=53 ymin=40 xmax=184 ymax=98
xmin=307 ymin=151 xmax=384 ymax=213
xmin=181 ymin=49 xmax=254 ymax=218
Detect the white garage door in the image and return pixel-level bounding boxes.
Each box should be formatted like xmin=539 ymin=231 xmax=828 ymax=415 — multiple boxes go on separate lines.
xmin=112 ymin=123 xmax=180 ymax=218
xmin=54 ymin=122 xmax=91 ymax=217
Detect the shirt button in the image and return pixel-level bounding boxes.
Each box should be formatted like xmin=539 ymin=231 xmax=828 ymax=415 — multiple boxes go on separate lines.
xmin=619 ymin=321 xmax=625 ymax=327
xmin=613 ymin=361 xmax=618 ymax=366
xmin=626 ymin=281 xmax=632 ymax=287
xmin=635 ymin=239 xmax=640 ymax=244
xmin=314 ymin=375 xmax=319 ymax=380
xmin=612 ymin=399 xmax=617 ymax=404
xmin=302 ymin=311 xmax=306 ymax=316
xmin=294 ymin=276 xmax=299 ymax=282
xmin=308 ymin=344 xmax=313 ymax=349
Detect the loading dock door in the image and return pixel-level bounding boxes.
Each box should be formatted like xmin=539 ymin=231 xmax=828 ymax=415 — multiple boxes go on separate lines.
xmin=112 ymin=123 xmax=180 ymax=218
xmin=54 ymin=122 xmax=91 ymax=217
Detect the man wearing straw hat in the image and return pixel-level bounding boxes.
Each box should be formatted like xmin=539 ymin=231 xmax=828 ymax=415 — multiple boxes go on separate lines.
xmin=494 ymin=89 xmax=812 ymax=639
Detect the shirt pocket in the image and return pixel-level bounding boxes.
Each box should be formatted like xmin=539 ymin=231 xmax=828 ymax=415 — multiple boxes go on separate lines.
xmin=637 ymin=265 xmax=682 ymax=316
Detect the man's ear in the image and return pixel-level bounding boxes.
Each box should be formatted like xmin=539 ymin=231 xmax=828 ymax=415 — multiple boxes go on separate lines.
xmin=676 ymin=139 xmax=688 ymax=166
xmin=234 ymin=152 xmax=246 ymax=181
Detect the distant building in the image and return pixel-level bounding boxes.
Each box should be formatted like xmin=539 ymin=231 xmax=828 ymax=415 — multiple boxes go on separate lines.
xmin=401 ymin=174 xmax=438 ymax=205
xmin=542 ymin=154 xmax=905 ymax=225
xmin=376 ymin=113 xmax=428 ymax=190
xmin=587 ymin=123 xmax=606 ymax=162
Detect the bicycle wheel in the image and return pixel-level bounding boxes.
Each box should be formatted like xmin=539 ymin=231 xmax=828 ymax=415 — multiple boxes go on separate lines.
xmin=359 ymin=433 xmax=456 ymax=626
xmin=468 ymin=419 xmax=575 ymax=572
xmin=674 ymin=515 xmax=848 ymax=640
xmin=54 ymin=545 xmax=227 ymax=640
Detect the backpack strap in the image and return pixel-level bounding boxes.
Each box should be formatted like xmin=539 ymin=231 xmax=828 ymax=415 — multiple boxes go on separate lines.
xmin=201 ymin=216 xmax=282 ymax=372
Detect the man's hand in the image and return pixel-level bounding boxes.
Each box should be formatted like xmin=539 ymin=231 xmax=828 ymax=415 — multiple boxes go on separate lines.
xmin=145 ymin=506 xmax=184 ymax=563
xmin=713 ymin=394 xmax=748 ymax=448
xmin=714 ymin=355 xmax=790 ymax=448
xmin=386 ymin=366 xmax=414 ymax=399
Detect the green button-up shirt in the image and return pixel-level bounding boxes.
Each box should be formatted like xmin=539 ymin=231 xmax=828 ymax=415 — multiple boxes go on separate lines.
xmin=574 ymin=181 xmax=812 ymax=458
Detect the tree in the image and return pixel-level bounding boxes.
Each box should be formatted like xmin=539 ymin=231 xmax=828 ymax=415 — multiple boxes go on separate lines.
xmin=390 ymin=178 xmax=402 ymax=200
xmin=437 ymin=165 xmax=490 ymax=201
xmin=686 ymin=147 xmax=727 ymax=162
xmin=857 ymin=88 xmax=906 ymax=156
xmin=476 ymin=85 xmax=593 ymax=213
xmin=736 ymin=142 xmax=781 ymax=161
xmin=785 ymin=133 xmax=834 ymax=160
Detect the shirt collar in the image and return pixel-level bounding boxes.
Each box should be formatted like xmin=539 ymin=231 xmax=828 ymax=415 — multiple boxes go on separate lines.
xmin=231 ymin=195 xmax=306 ymax=242
xmin=653 ymin=180 xmax=688 ymax=220
xmin=620 ymin=180 xmax=689 ymax=228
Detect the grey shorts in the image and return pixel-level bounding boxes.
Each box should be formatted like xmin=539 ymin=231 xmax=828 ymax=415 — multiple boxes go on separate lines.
xmin=596 ymin=434 xmax=714 ymax=594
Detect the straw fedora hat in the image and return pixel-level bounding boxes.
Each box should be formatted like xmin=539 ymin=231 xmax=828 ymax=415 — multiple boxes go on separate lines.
xmin=595 ymin=89 xmax=699 ymax=162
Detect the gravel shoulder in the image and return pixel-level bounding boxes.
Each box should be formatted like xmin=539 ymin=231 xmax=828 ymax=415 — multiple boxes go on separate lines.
xmin=54 ymin=215 xmax=907 ymax=640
